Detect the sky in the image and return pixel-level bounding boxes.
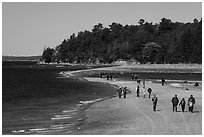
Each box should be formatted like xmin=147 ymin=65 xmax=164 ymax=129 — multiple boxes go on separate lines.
xmin=2 ymin=2 xmax=202 ymax=56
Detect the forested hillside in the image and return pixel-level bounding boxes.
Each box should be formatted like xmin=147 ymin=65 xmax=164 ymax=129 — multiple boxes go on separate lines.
xmin=42 ymin=18 xmax=202 ymax=64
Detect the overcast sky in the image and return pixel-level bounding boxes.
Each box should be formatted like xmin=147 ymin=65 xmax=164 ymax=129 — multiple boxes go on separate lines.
xmin=2 ymin=2 xmax=202 ymax=56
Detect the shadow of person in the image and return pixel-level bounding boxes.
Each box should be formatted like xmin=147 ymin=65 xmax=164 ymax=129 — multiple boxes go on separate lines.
xmin=192 ymin=111 xmax=200 ymax=113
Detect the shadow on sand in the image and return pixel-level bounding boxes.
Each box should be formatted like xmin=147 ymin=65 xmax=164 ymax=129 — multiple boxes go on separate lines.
xmin=177 ymin=110 xmax=200 ymax=113
xmin=192 ymin=110 xmax=200 ymax=113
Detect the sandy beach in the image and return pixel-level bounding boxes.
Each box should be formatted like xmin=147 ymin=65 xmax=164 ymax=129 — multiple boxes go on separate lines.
xmin=63 ymin=64 xmax=202 ymax=135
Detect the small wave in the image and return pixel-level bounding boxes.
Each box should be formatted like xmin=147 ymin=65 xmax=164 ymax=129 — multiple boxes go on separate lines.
xmin=51 ymin=123 xmax=75 ymax=129
xmin=51 ymin=126 xmax=65 ymax=130
xmin=29 ymin=128 xmax=48 ymax=132
xmin=37 ymin=129 xmax=62 ymax=133
xmin=77 ymin=118 xmax=84 ymax=121
xmin=51 ymin=117 xmax=71 ymax=120
xmin=51 ymin=123 xmax=75 ymax=128
xmin=54 ymin=114 xmax=70 ymax=118
xmin=66 ymin=131 xmax=73 ymax=133
xmin=51 ymin=124 xmax=64 ymax=128
xmin=79 ymin=98 xmax=103 ymax=104
xmin=76 ymin=104 xmax=83 ymax=107
xmin=59 ymin=72 xmax=72 ymax=78
xmin=62 ymin=109 xmax=77 ymax=113
xmin=56 ymin=65 xmax=63 ymax=68
xmin=59 ymin=72 xmax=64 ymax=75
xmin=12 ymin=130 xmax=25 ymax=133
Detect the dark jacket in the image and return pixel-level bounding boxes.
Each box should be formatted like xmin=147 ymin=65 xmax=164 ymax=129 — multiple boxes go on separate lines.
xmin=172 ymin=97 xmax=179 ymax=106
xmin=188 ymin=97 xmax=195 ymax=106
xmin=152 ymin=97 xmax=158 ymax=103
xmin=117 ymin=88 xmax=122 ymax=95
xmin=179 ymin=100 xmax=186 ymax=106
xmin=147 ymin=88 xmax=152 ymax=93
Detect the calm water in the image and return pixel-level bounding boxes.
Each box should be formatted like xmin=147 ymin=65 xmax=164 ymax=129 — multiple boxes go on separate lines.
xmin=91 ymin=72 xmax=202 ymax=81
xmin=2 ymin=63 xmax=117 ymax=134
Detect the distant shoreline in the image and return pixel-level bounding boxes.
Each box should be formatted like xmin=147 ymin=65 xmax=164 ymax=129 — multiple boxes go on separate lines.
xmin=2 ymin=59 xmax=202 ymax=73
xmin=62 ymin=64 xmax=202 ymax=79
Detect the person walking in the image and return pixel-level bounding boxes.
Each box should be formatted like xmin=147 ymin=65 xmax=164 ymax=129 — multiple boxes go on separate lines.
xmin=107 ymin=74 xmax=109 ymax=80
xmin=136 ymin=86 xmax=140 ymax=97
xmin=179 ymin=98 xmax=186 ymax=112
xmin=152 ymin=94 xmax=158 ymax=111
xmin=188 ymin=95 xmax=195 ymax=112
xmin=143 ymin=79 xmax=146 ymax=88
xmin=142 ymin=87 xmax=146 ymax=98
xmin=147 ymin=87 xmax=152 ymax=98
xmin=137 ymin=80 xmax=141 ymax=86
xmin=100 ymin=73 xmax=103 ymax=78
xmin=131 ymin=73 xmax=134 ymax=80
xmin=161 ymin=78 xmax=165 ymax=86
xmin=171 ymin=95 xmax=179 ymax=112
xmin=134 ymin=74 xmax=138 ymax=81
xmin=123 ymin=87 xmax=127 ymax=98
xmin=110 ymin=74 xmax=113 ymax=80
xmin=117 ymin=87 xmax=122 ymax=99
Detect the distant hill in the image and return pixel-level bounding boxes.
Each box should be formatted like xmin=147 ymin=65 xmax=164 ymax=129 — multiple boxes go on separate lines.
xmin=2 ymin=56 xmax=41 ymax=61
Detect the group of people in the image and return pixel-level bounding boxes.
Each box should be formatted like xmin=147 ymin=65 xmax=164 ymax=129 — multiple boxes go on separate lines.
xmin=136 ymin=76 xmax=192 ymax=113
xmin=139 ymin=89 xmax=196 ymax=113
xmin=171 ymin=94 xmax=196 ymax=112
xmin=136 ymin=83 xmax=158 ymax=112
xmin=100 ymin=73 xmax=113 ymax=80
xmin=136 ymin=85 xmax=152 ymax=98
xmin=117 ymin=87 xmax=128 ymax=98
xmin=131 ymin=73 xmax=138 ymax=81
xmin=110 ymin=73 xmax=197 ymax=113
xmin=141 ymin=90 xmax=196 ymax=113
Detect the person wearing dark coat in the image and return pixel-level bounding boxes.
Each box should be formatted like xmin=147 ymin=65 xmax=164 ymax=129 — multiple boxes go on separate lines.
xmin=110 ymin=74 xmax=113 ymax=80
xmin=152 ymin=94 xmax=158 ymax=111
xmin=131 ymin=73 xmax=134 ymax=80
xmin=171 ymin=95 xmax=179 ymax=112
xmin=136 ymin=86 xmax=140 ymax=97
xmin=179 ymin=98 xmax=186 ymax=112
xmin=188 ymin=95 xmax=195 ymax=112
xmin=147 ymin=87 xmax=152 ymax=98
xmin=107 ymin=74 xmax=109 ymax=80
xmin=117 ymin=87 xmax=122 ymax=99
xmin=123 ymin=87 xmax=127 ymax=98
xmin=161 ymin=78 xmax=165 ymax=86
xmin=100 ymin=73 xmax=103 ymax=78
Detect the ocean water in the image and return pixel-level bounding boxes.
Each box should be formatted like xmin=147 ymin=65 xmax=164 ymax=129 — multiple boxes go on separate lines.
xmin=2 ymin=63 xmax=117 ymax=134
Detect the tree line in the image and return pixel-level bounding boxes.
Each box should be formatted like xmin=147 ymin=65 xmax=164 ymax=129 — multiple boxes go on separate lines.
xmin=42 ymin=18 xmax=202 ymax=64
